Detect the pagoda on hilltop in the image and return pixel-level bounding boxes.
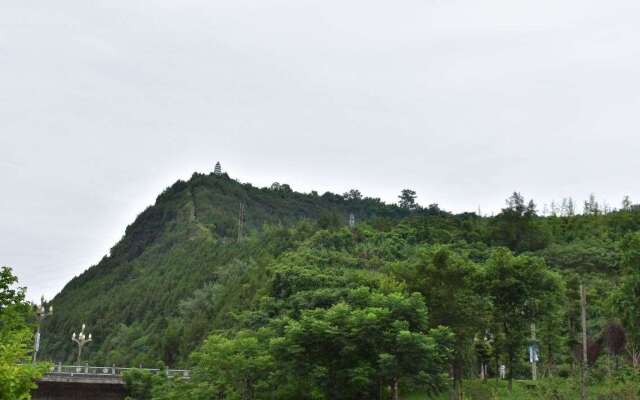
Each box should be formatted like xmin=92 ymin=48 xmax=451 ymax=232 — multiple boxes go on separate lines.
xmin=214 ymin=162 xmax=222 ymax=176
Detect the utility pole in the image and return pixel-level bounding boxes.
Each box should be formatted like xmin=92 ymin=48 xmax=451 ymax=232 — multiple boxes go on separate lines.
xmin=237 ymin=202 xmax=245 ymax=242
xmin=580 ymin=283 xmax=588 ymax=400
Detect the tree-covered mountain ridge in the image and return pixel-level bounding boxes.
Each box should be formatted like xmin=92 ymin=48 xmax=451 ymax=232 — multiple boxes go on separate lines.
xmin=42 ymin=171 xmax=414 ymax=363
xmin=40 ymin=169 xmax=640 ymax=398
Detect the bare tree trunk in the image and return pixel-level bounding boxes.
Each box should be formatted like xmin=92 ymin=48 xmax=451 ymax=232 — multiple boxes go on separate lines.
xmin=452 ymin=359 xmax=463 ymax=400
xmin=580 ymin=283 xmax=588 ymax=400
xmin=448 ymin=355 xmax=464 ymax=400
xmin=568 ymin=317 xmax=578 ymax=375
xmin=453 ymin=379 xmax=463 ymax=400
xmin=545 ymin=342 xmax=556 ymax=378
xmin=495 ymin=357 xmax=500 ymax=387
xmin=508 ymin=353 xmax=514 ymax=393
xmin=628 ymin=343 xmax=640 ymax=369
xmin=391 ymin=377 xmax=399 ymax=400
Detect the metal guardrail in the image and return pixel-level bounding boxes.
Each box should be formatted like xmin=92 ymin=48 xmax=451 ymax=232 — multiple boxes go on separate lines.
xmin=48 ymin=363 xmax=190 ymax=379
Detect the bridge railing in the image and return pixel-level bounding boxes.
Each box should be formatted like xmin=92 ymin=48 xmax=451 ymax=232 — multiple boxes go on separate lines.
xmin=49 ymin=363 xmax=190 ymax=379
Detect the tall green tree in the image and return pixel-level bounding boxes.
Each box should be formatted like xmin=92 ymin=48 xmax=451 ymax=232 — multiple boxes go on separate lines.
xmin=167 ymin=286 xmax=453 ymax=400
xmin=189 ymin=330 xmax=274 ymax=400
xmin=0 ymin=267 xmax=49 ymax=400
xmin=343 ymin=189 xmax=363 ymax=201
xmin=611 ymin=273 xmax=640 ymax=369
xmin=490 ymin=192 xmax=548 ymax=252
xmin=398 ymin=189 xmax=418 ymax=210
xmin=270 ymin=289 xmax=453 ymax=400
xmin=393 ymin=246 xmax=486 ymax=400
xmin=480 ymin=250 xmax=563 ymax=391
xmin=610 ymin=233 xmax=640 ymax=369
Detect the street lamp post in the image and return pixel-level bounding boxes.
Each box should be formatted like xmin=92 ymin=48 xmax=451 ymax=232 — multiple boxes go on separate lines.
xmin=71 ymin=324 xmax=92 ymax=363
xmin=33 ymin=296 xmax=53 ymax=363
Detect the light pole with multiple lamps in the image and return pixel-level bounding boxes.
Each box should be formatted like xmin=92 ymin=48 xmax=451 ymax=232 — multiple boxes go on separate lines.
xmin=33 ymin=296 xmax=53 ymax=363
xmin=71 ymin=324 xmax=92 ymax=363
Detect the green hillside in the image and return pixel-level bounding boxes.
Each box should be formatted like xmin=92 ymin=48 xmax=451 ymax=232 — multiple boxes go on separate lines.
xmin=38 ymin=172 xmax=640 ymax=399
xmin=41 ymin=172 xmax=411 ymax=365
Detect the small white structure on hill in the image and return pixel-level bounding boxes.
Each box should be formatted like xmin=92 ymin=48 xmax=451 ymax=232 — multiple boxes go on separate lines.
xmin=214 ymin=162 xmax=222 ymax=176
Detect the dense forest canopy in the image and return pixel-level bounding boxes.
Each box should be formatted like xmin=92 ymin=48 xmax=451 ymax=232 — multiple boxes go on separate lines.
xmin=27 ymin=170 xmax=640 ymax=399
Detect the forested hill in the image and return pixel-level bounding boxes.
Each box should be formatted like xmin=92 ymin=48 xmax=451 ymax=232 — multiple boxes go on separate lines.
xmin=40 ymin=169 xmax=640 ymax=398
xmin=41 ymin=171 xmax=415 ymax=363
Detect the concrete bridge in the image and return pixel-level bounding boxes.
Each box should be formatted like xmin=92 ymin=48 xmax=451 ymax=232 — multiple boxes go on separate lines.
xmin=32 ymin=364 xmax=190 ymax=400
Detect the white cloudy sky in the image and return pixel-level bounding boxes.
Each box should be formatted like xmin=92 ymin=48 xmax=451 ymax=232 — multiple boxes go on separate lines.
xmin=2 ymin=0 xmax=640 ymax=301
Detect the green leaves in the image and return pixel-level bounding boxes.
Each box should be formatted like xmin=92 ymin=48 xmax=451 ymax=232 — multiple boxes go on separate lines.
xmin=480 ymin=250 xmax=564 ymax=387
xmin=0 ymin=267 xmax=25 ymax=311
xmin=0 ymin=267 xmax=50 ymax=400
xmin=173 ymin=284 xmax=452 ymax=400
xmin=32 ymin=176 xmax=640 ymax=398
xmin=188 ymin=331 xmax=275 ymax=400
xmin=611 ymin=239 xmax=640 ymax=350
xmin=489 ymin=193 xmax=549 ymax=253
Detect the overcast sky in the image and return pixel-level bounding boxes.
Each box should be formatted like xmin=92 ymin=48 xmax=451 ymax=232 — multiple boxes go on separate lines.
xmin=2 ymin=0 xmax=640 ymax=301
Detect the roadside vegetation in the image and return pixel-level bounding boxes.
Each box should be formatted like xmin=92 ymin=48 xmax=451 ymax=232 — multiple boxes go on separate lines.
xmin=0 ymin=267 xmax=50 ymax=399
